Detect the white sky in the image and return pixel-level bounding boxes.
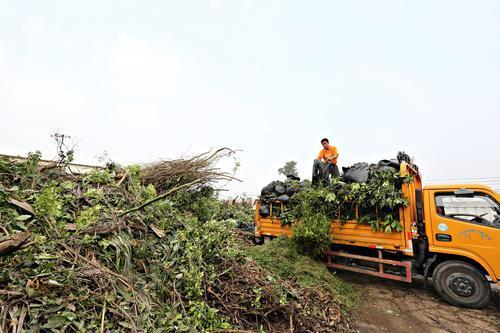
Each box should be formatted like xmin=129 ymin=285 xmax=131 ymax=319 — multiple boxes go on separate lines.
xmin=1 ymin=1 xmax=499 ymax=196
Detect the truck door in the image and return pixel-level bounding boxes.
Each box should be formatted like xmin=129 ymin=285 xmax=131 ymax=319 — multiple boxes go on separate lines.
xmin=428 ymin=189 xmax=500 ymax=280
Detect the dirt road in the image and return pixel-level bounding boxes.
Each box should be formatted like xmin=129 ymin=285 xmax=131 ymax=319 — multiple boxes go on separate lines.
xmin=336 ymin=271 xmax=500 ymax=333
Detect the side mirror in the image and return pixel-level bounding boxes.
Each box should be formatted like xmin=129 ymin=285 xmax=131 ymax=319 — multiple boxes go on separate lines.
xmin=454 ymin=188 xmax=474 ymax=197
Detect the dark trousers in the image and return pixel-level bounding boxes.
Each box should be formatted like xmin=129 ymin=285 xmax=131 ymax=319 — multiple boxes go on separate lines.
xmin=312 ymin=159 xmax=340 ymax=186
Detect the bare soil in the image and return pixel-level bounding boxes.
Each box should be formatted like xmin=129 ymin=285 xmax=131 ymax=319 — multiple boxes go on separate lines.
xmin=335 ymin=271 xmax=500 ymax=333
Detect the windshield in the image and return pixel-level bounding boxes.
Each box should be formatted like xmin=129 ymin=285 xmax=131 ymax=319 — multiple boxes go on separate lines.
xmin=435 ymin=193 xmax=500 ymax=226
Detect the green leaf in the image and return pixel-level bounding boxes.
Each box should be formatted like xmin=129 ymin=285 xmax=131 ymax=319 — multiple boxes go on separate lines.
xmin=42 ymin=315 xmax=67 ymax=329
xmin=16 ymin=214 xmax=32 ymax=221
xmin=27 ymin=287 xmax=37 ymax=299
xmin=119 ymin=321 xmax=134 ymax=329
xmin=15 ymin=221 xmax=28 ymax=231
xmin=60 ymin=311 xmax=76 ymax=321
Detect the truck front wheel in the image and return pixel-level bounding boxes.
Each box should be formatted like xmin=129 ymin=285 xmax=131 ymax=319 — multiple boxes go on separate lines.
xmin=432 ymin=260 xmax=491 ymax=308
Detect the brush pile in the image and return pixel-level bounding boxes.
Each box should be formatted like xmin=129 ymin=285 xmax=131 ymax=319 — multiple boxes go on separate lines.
xmin=0 ymin=150 xmax=356 ymax=332
xmin=140 ymin=148 xmax=238 ymax=194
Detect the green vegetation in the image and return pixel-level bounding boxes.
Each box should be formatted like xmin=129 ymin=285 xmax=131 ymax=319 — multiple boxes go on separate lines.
xmin=247 ymin=237 xmax=358 ymax=310
xmin=278 ymin=160 xmax=299 ymax=178
xmin=279 ymin=168 xmax=413 ymax=254
xmin=0 ymin=153 xmax=239 ymax=331
xmin=0 ymin=152 xmax=357 ymax=332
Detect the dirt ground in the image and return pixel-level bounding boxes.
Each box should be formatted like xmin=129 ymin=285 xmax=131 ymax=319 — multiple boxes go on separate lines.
xmin=335 ymin=271 xmax=500 ymax=333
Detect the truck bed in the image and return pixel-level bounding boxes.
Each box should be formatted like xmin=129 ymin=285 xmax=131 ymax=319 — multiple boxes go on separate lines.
xmin=254 ymin=163 xmax=422 ymax=256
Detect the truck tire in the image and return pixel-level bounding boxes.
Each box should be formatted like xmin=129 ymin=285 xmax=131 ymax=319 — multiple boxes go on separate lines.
xmin=432 ymin=260 xmax=491 ymax=308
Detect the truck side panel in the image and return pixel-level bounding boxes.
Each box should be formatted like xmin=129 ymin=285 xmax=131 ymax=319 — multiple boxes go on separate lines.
xmin=257 ymin=216 xmax=292 ymax=237
xmin=330 ymin=221 xmax=406 ymax=249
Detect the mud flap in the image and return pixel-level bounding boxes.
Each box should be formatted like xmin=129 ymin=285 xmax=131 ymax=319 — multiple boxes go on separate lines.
xmin=423 ymin=254 xmax=438 ymax=287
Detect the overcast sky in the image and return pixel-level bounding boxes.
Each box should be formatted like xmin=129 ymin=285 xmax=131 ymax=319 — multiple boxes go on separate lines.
xmin=1 ymin=1 xmax=499 ymax=196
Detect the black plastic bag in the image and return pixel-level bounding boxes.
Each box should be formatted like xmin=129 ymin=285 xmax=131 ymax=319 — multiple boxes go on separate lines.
xmin=261 ymin=193 xmax=277 ymax=204
xmin=378 ymin=165 xmax=397 ymax=172
xmin=261 ymin=181 xmax=277 ymax=196
xmin=277 ymin=194 xmax=290 ymax=203
xmin=377 ymin=159 xmax=400 ymax=169
xmin=397 ymin=151 xmax=411 ymax=164
xmin=341 ymin=162 xmax=370 ymax=183
xmin=236 ymin=220 xmax=255 ymax=232
xmin=274 ymin=183 xmax=286 ymax=195
xmin=397 ymin=151 xmax=419 ymax=172
xmin=259 ymin=205 xmax=271 ymax=218
xmin=285 ymin=186 xmax=296 ymax=196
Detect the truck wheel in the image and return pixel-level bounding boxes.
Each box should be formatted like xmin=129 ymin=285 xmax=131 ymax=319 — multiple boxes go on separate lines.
xmin=253 ymin=236 xmax=264 ymax=245
xmin=432 ymin=260 xmax=491 ymax=308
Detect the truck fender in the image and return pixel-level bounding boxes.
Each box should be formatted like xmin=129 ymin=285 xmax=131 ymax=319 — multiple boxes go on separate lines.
xmin=428 ymin=248 xmax=497 ymax=282
xmin=423 ymin=254 xmax=438 ymax=287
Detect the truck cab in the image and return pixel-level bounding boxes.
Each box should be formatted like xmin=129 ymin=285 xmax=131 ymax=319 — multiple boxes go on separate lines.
xmin=422 ymin=184 xmax=500 ymax=307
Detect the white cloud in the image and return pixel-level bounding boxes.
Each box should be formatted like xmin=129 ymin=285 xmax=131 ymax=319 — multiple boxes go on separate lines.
xmin=110 ymin=34 xmax=181 ymax=98
xmin=0 ymin=47 xmax=88 ymax=158
xmin=0 ymin=47 xmax=10 ymax=101
xmin=5 ymin=77 xmax=86 ymax=115
xmin=105 ymin=34 xmax=247 ymax=155
xmin=25 ymin=14 xmax=44 ymax=35
xmin=113 ymin=103 xmax=162 ymax=129
xmin=358 ymin=68 xmax=415 ymax=96
xmin=0 ymin=47 xmax=6 ymax=66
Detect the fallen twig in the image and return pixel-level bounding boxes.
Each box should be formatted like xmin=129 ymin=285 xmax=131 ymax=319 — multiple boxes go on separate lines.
xmin=0 ymin=290 xmax=25 ymax=297
xmin=100 ymin=292 xmax=107 ymax=333
xmin=116 ymin=172 xmax=128 ymax=187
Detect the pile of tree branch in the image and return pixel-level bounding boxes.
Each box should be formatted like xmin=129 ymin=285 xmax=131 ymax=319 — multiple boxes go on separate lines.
xmin=0 ymin=150 xmax=356 ymax=332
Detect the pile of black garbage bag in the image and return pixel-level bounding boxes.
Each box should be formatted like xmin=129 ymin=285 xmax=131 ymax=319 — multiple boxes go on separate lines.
xmin=341 ymin=151 xmax=417 ymax=184
xmin=260 ymin=174 xmax=304 ymax=204
xmin=259 ymin=175 xmax=305 ymax=217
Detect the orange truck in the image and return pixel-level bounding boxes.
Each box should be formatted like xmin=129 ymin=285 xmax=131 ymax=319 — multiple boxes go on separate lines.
xmin=254 ymin=163 xmax=500 ymax=308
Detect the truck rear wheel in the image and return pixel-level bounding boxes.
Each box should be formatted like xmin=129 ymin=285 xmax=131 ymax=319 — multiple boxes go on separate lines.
xmin=432 ymin=260 xmax=491 ymax=308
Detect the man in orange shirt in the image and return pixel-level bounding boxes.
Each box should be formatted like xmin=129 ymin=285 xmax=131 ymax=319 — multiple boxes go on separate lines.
xmin=312 ymin=138 xmax=339 ymax=186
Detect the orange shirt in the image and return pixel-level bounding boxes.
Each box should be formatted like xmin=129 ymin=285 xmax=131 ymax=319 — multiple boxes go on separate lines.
xmin=317 ymin=146 xmax=338 ymax=164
